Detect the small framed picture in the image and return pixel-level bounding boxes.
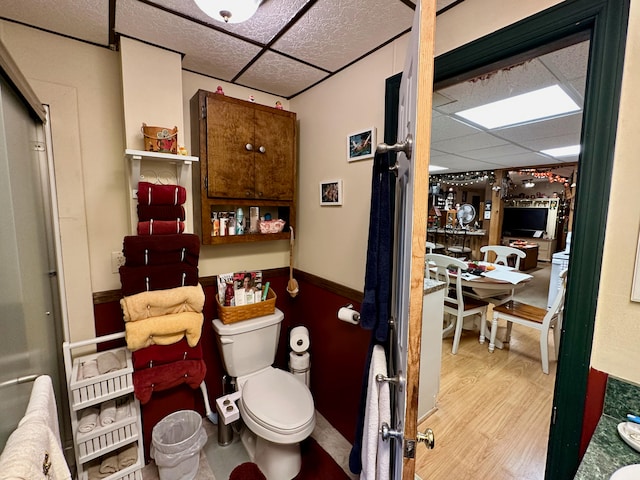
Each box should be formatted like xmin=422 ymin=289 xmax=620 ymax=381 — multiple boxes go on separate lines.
xmin=347 ymin=127 xmax=376 ymax=162
xmin=320 ymin=180 xmax=343 ymax=206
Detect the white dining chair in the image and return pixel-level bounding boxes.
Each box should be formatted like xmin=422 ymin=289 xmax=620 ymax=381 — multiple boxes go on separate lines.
xmin=480 ymin=245 xmax=526 ymax=269
xmin=426 ymin=253 xmax=489 ymax=354
xmin=488 ymin=269 xmax=568 ymax=374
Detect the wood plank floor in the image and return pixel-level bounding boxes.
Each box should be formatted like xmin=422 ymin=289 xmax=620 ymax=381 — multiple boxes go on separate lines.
xmin=415 ymin=310 xmax=557 ymax=479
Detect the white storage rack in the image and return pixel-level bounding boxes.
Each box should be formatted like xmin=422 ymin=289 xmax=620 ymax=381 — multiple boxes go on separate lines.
xmin=63 ymin=332 xmax=143 ymax=480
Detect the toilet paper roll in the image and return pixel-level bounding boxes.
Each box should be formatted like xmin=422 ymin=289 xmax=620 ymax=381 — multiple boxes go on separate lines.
xmin=289 ymin=326 xmax=310 ymax=353
xmin=338 ymin=306 xmax=360 ymax=324
xmin=289 ymin=351 xmax=310 ymax=387
xmin=289 ymin=351 xmax=310 ymax=371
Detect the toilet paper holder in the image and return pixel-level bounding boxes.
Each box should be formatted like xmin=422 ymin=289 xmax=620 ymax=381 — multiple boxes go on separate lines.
xmin=337 ymin=304 xmax=360 ymax=325
xmin=216 ymin=390 xmax=241 ymax=425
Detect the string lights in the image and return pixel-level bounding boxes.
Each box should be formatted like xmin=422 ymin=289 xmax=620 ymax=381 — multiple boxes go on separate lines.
xmin=430 ymin=170 xmax=496 ymax=187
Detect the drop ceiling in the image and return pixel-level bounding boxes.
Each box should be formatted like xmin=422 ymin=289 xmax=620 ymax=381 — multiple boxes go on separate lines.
xmin=1 ymin=1 xmax=586 ymax=177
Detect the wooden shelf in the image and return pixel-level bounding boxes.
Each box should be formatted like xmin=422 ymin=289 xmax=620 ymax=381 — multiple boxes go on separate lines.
xmin=125 ymin=149 xmax=198 ymax=198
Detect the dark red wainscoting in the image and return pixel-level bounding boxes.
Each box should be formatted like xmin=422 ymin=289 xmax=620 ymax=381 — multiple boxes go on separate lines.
xmin=93 ymin=272 xmax=370 ymax=461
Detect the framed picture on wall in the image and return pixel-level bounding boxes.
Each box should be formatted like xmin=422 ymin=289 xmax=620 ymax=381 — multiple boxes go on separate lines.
xmin=319 ymin=180 xmax=343 ymax=206
xmin=347 ymin=127 xmax=376 ymax=161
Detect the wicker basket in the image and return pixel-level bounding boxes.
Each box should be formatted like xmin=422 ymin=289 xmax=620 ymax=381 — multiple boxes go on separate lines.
xmin=141 ymin=123 xmax=178 ymax=154
xmin=216 ymin=288 xmax=276 ymax=324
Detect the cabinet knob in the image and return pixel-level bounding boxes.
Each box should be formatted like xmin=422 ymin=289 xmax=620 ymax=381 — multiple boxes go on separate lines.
xmin=258 ymin=146 xmax=266 ymax=154
xmin=245 ymin=143 xmax=253 ymax=151
xmin=246 ymin=190 xmax=252 ymax=197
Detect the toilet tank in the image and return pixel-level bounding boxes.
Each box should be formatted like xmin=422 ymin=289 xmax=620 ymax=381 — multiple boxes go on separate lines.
xmin=212 ymin=308 xmax=284 ymax=377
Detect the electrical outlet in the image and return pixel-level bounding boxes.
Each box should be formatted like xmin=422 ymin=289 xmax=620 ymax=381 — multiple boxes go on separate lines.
xmin=111 ymin=251 xmax=125 ymax=274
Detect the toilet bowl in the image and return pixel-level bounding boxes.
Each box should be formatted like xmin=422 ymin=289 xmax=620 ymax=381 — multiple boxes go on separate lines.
xmin=211 ymin=310 xmax=315 ymax=480
xmin=237 ymin=367 xmax=315 ymax=479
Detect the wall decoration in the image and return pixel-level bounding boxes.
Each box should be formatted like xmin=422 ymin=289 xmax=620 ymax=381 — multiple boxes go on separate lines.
xmin=347 ymin=127 xmax=376 ymax=161
xmin=320 ymin=180 xmax=343 ymax=206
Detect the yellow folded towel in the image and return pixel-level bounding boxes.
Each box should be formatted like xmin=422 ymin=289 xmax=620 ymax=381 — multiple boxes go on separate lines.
xmin=117 ymin=443 xmax=138 ymax=469
xmin=120 ymin=284 xmax=205 ymax=322
xmin=124 ymin=311 xmax=204 ymax=351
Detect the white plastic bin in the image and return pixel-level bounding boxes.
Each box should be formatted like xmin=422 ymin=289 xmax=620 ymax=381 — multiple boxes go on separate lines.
xmin=151 ymin=410 xmax=207 ymax=480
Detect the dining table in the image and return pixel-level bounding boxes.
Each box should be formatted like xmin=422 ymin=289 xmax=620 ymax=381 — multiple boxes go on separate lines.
xmin=429 ymin=260 xmax=534 ymax=349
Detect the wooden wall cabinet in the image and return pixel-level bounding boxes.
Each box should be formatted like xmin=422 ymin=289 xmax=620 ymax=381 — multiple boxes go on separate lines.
xmin=190 ymin=90 xmax=297 ymax=245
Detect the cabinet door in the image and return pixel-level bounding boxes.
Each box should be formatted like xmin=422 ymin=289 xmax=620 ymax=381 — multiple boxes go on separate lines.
xmin=205 ymin=95 xmax=255 ymax=199
xmin=254 ymin=109 xmax=295 ymax=200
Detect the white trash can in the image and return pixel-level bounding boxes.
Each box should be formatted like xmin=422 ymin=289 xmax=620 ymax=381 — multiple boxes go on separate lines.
xmin=151 ymin=410 xmax=208 ymax=480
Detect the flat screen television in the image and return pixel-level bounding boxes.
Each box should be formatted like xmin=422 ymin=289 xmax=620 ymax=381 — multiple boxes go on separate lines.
xmin=501 ymin=207 xmax=548 ymax=237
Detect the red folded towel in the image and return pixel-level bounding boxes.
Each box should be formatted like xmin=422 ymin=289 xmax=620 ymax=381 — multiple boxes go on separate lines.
xmin=137 ymin=182 xmax=187 ymax=206
xmin=119 ymin=264 xmax=199 ymax=296
xmin=132 ymin=339 xmax=203 ymax=370
xmin=132 ymin=359 xmax=206 ymax=404
xmin=123 ymin=234 xmax=200 ymax=267
xmin=137 ymin=204 xmax=186 ymax=222
xmin=137 ymin=220 xmax=185 ymax=235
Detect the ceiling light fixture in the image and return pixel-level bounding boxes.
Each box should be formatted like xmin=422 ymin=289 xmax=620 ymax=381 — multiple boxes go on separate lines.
xmin=194 ymin=0 xmax=262 ymax=24
xmin=454 ymin=85 xmax=580 ymax=129
xmin=540 ymin=145 xmax=581 ymax=157
xmin=429 ymin=165 xmax=448 ymax=172
xmin=523 ymin=180 xmax=535 ymax=188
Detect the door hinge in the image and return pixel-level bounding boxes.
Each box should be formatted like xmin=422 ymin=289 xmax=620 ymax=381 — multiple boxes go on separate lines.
xmin=32 ymin=142 xmax=45 ymax=151
xmin=204 ymin=177 xmax=208 ymax=190
xmin=404 ymin=439 xmax=416 ymax=459
xmin=552 ymin=405 xmax=558 ymax=425
xmin=201 ymin=105 xmax=206 ymax=119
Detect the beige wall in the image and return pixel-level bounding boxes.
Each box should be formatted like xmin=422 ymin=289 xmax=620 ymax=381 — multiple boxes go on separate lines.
xmin=590 ymin=0 xmax=640 ymax=383
xmin=0 ymin=21 xmax=124 ymax=343
xmin=2 ymin=0 xmax=639 ymax=385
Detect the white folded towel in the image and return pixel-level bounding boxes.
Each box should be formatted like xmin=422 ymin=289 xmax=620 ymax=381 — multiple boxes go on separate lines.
xmin=115 ymin=399 xmax=131 ymax=422
xmin=0 ymin=420 xmax=71 ymax=480
xmin=96 ymin=351 xmax=122 ymax=375
xmin=82 ymin=359 xmax=99 ymax=379
xmin=99 ymin=400 xmax=116 ymax=426
xmin=361 ymin=345 xmax=389 ymax=480
xmin=78 ymin=407 xmax=100 ymax=433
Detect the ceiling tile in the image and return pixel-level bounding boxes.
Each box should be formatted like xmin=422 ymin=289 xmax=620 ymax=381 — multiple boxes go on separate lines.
xmin=1 ymin=0 xmax=109 ymax=46
xmin=497 ymin=113 xmax=583 ymax=145
xmin=237 ymin=51 xmax=329 ymax=98
xmin=148 ymin=0 xmax=309 ymax=44
xmin=272 ymin=0 xmax=414 ymax=72
xmin=432 ymin=132 xmax=508 ymax=154
xmin=462 ymin=144 xmax=532 ymax=161
xmin=116 ymin=0 xmax=262 ymax=81
xmin=431 ymin=115 xmax=481 ymax=141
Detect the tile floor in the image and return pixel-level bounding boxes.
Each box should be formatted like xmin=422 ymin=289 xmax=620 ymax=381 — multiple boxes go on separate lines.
xmin=203 ymin=411 xmax=357 ymax=480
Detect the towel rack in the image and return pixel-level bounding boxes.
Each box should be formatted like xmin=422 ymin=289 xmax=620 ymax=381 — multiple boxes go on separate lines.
xmin=0 ymin=374 xmax=39 ymax=388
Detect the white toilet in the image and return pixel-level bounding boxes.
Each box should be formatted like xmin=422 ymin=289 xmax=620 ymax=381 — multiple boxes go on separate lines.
xmin=212 ymin=308 xmax=315 ymax=480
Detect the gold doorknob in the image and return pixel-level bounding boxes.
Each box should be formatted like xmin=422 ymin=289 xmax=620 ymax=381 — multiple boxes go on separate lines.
xmin=416 ymin=428 xmax=435 ymax=449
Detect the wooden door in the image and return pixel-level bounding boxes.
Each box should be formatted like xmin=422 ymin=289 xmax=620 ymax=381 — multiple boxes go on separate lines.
xmin=254 ymin=108 xmax=296 ymax=201
xmin=205 ymin=93 xmax=255 ymax=199
xmin=389 ymin=1 xmax=436 ymax=478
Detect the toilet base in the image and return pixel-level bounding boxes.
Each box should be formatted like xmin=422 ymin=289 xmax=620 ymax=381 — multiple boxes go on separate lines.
xmin=240 ymin=428 xmax=302 ymax=480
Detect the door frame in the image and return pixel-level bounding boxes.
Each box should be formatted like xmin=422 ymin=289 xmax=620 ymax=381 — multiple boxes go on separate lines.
xmin=384 ymin=0 xmax=629 ymax=478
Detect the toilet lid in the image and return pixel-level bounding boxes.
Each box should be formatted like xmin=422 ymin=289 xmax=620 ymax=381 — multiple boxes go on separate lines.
xmin=242 ymin=368 xmax=314 ymax=433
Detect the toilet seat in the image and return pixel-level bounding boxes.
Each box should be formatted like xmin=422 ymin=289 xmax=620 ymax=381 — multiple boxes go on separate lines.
xmin=240 ymin=368 xmax=315 ymax=440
